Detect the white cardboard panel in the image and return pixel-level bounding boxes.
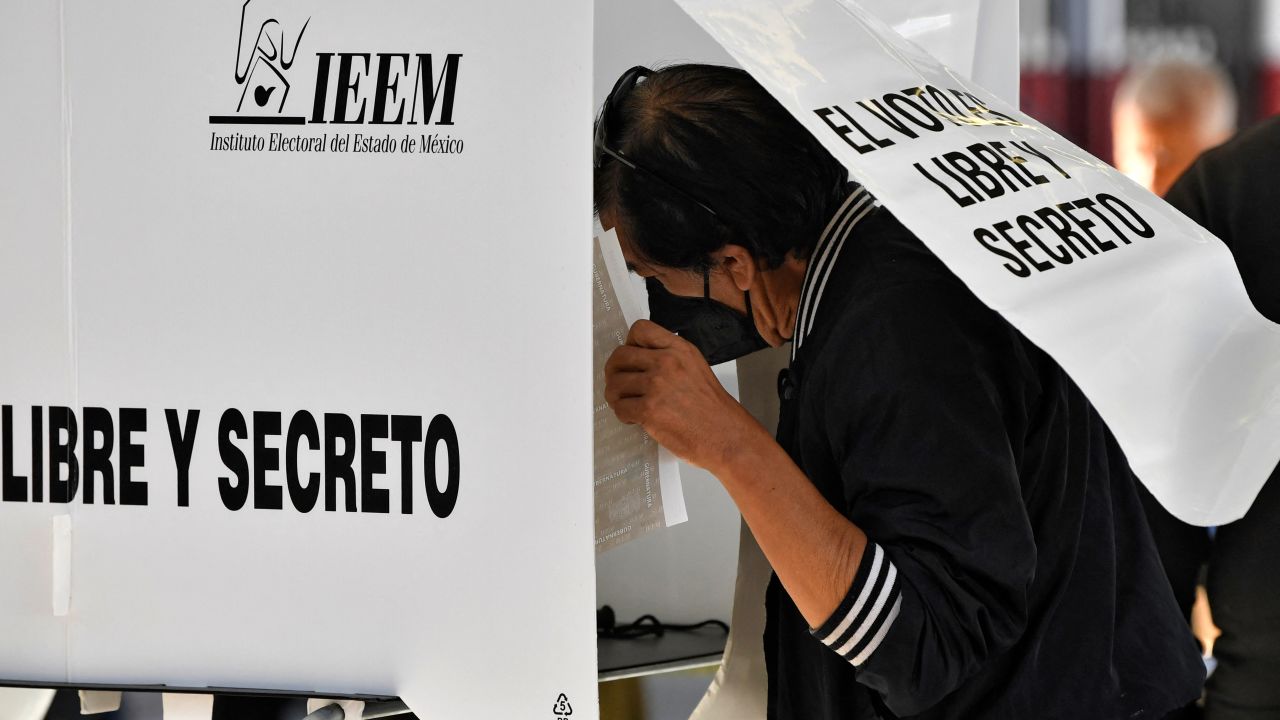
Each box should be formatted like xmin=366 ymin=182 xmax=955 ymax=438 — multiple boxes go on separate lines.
xmin=1 ymin=2 xmax=598 ymax=717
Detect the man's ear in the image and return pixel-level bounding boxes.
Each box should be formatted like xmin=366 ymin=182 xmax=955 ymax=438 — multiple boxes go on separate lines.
xmin=719 ymin=244 xmax=757 ymax=292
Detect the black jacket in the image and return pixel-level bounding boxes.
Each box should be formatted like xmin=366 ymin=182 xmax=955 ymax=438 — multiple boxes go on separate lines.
xmin=1164 ymin=115 xmax=1280 ymax=323
xmin=764 ymin=198 xmax=1205 ymax=720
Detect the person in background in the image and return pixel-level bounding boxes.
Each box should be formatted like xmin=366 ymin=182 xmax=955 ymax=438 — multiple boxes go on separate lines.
xmin=1111 ymin=59 xmax=1237 ymax=196
xmin=1148 ymin=116 xmax=1280 ymax=720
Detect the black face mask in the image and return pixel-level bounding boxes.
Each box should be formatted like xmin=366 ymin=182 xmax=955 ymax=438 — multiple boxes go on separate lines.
xmin=645 ymin=271 xmax=770 ymax=366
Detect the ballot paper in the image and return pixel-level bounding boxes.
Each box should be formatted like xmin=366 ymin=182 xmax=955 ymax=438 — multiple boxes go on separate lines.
xmin=594 ymin=228 xmax=688 ymax=553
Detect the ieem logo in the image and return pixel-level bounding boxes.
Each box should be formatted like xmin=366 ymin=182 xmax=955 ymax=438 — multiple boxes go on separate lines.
xmin=209 ymin=0 xmax=462 ymax=128
xmin=308 ymin=52 xmax=461 ymax=125
xmin=211 ymin=1 xmax=312 ymax=124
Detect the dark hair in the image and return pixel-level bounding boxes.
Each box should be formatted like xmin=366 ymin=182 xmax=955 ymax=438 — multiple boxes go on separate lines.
xmin=594 ymin=64 xmax=849 ymax=272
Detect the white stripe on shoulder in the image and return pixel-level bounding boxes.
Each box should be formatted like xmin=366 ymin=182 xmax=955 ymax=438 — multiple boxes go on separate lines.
xmin=788 ymin=188 xmax=870 ymax=356
xmin=851 ymin=594 xmax=903 ymax=667
xmin=797 ymin=195 xmax=874 ymax=351
xmin=794 ymin=189 xmax=865 ymax=345
xmin=819 ymin=543 xmax=884 ymax=646
xmin=814 ymin=189 xmax=866 ymax=254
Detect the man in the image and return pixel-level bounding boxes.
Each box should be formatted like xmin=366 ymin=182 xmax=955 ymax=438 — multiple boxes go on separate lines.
xmin=1112 ymin=59 xmax=1237 ymax=196
xmin=597 ymin=64 xmax=1204 ymax=719
xmin=1148 ymin=117 xmax=1280 ymax=720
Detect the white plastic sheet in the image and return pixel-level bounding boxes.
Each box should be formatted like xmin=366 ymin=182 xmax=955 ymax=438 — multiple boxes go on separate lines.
xmin=675 ymin=0 xmax=1280 ymax=526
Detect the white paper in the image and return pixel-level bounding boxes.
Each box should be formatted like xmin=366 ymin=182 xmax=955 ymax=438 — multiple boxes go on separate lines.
xmin=78 ymin=690 xmax=122 ymax=715
xmin=598 ymin=226 xmax=689 ymax=528
xmin=161 ymin=693 xmax=213 ymax=720
xmin=0 ymin=688 xmax=55 ymax=720
xmin=658 ymin=446 xmax=689 ymax=526
xmin=594 ymin=229 xmax=688 ymax=553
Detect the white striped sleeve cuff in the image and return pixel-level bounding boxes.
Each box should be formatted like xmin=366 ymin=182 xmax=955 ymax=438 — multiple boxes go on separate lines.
xmin=811 ymin=541 xmax=903 ymax=667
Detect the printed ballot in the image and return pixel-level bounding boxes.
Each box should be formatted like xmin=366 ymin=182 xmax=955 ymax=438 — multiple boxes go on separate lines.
xmin=594 ymin=228 xmax=687 ymax=553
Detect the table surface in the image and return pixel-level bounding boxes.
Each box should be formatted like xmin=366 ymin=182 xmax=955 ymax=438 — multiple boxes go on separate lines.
xmin=597 ymin=626 xmax=729 ymax=681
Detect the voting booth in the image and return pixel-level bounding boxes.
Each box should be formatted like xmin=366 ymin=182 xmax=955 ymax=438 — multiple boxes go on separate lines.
xmin=5 ymin=1 xmax=1280 ymax=719
xmin=591 ymin=0 xmax=1026 ymax=686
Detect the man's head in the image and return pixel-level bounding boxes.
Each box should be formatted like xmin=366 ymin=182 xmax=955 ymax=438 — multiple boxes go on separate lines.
xmin=1111 ymin=59 xmax=1237 ymax=196
xmin=594 ymin=64 xmax=848 ymax=347
xmin=594 ymin=64 xmax=848 ymax=276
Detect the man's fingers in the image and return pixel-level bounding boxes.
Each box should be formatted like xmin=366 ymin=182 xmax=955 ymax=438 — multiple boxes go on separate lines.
xmin=605 ymin=344 xmax=659 ymax=374
xmin=608 ymin=397 xmax=647 ymax=425
xmin=604 ymin=372 xmax=649 ymax=406
xmin=627 ymin=319 xmax=679 ymax=349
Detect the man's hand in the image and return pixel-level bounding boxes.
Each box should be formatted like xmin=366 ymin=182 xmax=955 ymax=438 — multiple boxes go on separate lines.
xmin=604 ymin=319 xmax=762 ymax=471
xmin=607 ymin=320 xmax=869 ymax=631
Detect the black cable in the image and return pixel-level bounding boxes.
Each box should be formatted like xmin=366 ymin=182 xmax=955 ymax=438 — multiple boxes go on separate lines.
xmin=597 ymin=605 xmax=729 ymax=640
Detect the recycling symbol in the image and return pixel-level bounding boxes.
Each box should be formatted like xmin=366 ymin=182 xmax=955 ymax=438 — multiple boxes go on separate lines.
xmin=553 ymin=693 xmax=574 ymax=717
